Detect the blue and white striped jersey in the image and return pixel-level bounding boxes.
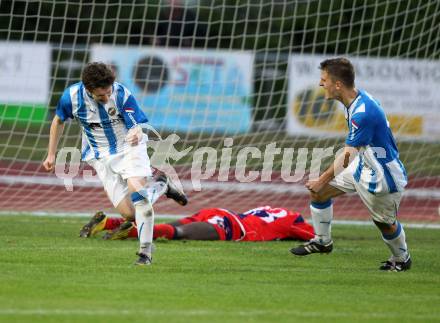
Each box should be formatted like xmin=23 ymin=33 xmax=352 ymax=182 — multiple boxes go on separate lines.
xmin=55 ymin=82 xmax=148 ymax=161
xmin=345 ymin=89 xmax=407 ymax=194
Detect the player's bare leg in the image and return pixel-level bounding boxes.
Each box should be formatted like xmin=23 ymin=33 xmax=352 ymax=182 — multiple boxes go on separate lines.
xmin=290 ymin=184 xmax=345 ymax=256
xmin=115 ymin=196 xmax=136 ymax=220
xmin=174 ymin=222 xmax=220 ymax=240
xmin=152 ymin=222 xmax=219 ymax=240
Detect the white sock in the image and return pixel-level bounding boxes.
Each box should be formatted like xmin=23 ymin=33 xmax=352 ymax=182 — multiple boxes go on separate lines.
xmin=145 ymin=180 xmax=167 ymax=204
xmin=131 ymin=193 xmax=154 ymax=256
xmin=382 ymin=221 xmax=409 ymax=262
xmin=310 ymin=200 xmax=333 ymax=244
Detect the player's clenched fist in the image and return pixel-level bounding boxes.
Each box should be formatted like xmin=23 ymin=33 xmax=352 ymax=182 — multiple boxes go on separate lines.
xmin=125 ymin=125 xmax=143 ymax=146
xmin=43 ymin=154 xmax=55 ymax=172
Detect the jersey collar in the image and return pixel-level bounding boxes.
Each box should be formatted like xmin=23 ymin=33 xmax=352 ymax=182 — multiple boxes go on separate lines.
xmin=82 ymin=88 xmax=97 ymax=112
xmin=345 ymin=90 xmax=361 ymax=114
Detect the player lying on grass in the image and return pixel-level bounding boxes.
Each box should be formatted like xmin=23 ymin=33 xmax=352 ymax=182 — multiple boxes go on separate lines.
xmin=290 ymin=57 xmax=411 ymax=272
xmin=80 ymin=206 xmax=315 ymax=242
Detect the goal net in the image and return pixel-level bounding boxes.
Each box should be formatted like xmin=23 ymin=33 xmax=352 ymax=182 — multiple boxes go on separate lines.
xmin=1 ymin=0 xmax=439 ymax=223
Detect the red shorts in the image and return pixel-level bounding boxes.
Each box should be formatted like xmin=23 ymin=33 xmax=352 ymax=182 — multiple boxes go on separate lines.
xmin=179 ymin=208 xmax=244 ymax=241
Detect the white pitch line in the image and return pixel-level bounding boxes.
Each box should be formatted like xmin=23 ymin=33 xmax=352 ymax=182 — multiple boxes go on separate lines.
xmin=0 ymin=308 xmax=437 ymax=320
xmin=2 ymin=174 xmax=440 ymax=199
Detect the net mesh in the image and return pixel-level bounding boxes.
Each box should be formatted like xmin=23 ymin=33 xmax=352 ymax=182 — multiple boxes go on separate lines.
xmin=0 ymin=0 xmax=439 ymax=222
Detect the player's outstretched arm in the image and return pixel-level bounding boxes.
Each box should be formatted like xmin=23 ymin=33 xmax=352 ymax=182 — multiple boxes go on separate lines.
xmin=43 ymin=115 xmax=65 ymax=172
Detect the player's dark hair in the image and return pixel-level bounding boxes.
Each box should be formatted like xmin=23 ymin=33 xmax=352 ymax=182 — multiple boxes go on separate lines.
xmin=319 ymin=57 xmax=355 ymax=88
xmin=82 ymin=62 xmax=115 ymax=90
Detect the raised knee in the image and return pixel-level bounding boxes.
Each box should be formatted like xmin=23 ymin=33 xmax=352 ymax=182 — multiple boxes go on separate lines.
xmin=374 ymin=220 xmax=395 ymax=233
xmin=121 ymin=212 xmax=135 ymax=221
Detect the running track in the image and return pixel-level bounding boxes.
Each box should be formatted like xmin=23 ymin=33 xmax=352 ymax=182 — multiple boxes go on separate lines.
xmin=1 ymin=161 xmax=439 ymax=223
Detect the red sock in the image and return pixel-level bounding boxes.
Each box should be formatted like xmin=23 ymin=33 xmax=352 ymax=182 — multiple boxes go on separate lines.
xmin=104 ymin=217 xmax=125 ymax=230
xmin=153 ymin=224 xmax=176 ymax=240
xmin=128 ymin=225 xmax=138 ymax=238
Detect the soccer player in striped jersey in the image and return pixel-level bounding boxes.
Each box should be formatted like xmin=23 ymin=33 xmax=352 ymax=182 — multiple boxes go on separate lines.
xmin=290 ymin=58 xmax=411 ymax=272
xmin=43 ymin=62 xmax=187 ymax=266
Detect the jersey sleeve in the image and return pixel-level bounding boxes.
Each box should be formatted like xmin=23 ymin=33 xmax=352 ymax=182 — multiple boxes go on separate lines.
xmin=345 ymin=112 xmax=374 ymax=147
xmin=115 ymin=83 xmax=148 ymax=129
xmin=55 ymin=88 xmax=74 ymax=122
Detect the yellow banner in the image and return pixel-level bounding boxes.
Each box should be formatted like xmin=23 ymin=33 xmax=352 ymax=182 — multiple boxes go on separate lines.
xmin=292 ymin=88 xmax=422 ymax=136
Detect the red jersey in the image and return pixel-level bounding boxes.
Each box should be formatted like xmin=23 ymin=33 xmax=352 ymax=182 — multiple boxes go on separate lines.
xmin=179 ymin=206 xmax=314 ymax=241
xmin=239 ymin=206 xmax=314 ymax=241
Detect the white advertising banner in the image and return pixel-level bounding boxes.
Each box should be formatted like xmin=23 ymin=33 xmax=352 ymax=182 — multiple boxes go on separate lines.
xmin=0 ymin=42 xmax=51 ymax=104
xmin=287 ymin=54 xmax=440 ymax=139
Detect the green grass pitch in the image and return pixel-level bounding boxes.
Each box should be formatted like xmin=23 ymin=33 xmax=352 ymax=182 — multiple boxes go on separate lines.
xmin=0 ymin=215 xmax=439 ymax=323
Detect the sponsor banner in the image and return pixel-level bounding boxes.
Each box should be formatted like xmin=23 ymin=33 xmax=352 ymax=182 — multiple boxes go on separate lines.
xmin=91 ymin=45 xmax=253 ymax=134
xmin=0 ymin=42 xmax=51 ymax=104
xmin=287 ymin=54 xmax=440 ymax=139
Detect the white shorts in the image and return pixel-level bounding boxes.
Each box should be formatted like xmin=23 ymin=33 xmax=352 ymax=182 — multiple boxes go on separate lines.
xmin=329 ymin=158 xmax=402 ymax=224
xmin=88 ymin=143 xmax=152 ymax=207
